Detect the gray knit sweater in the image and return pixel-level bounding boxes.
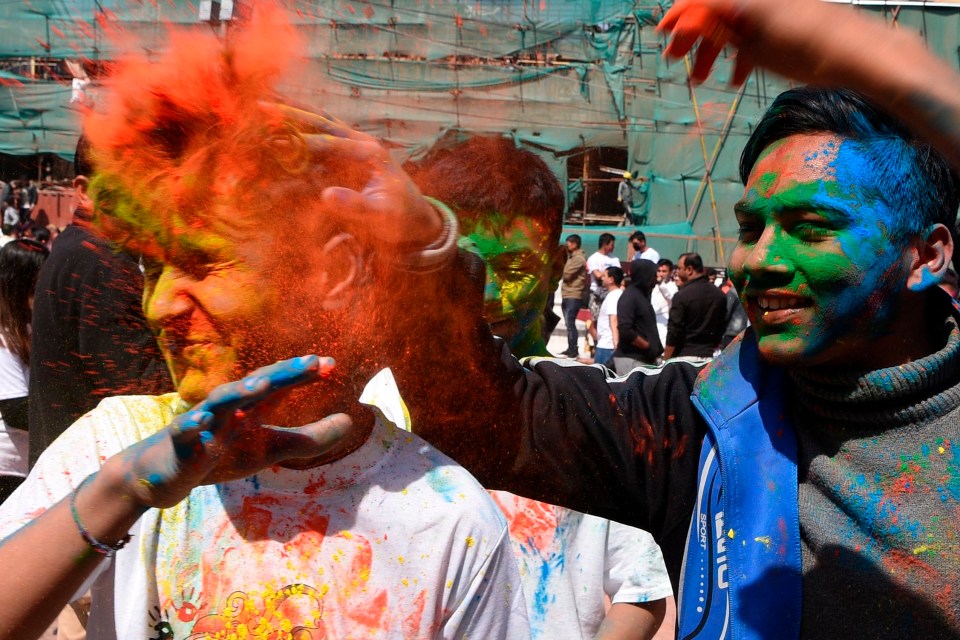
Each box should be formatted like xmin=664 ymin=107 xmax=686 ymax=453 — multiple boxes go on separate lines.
xmin=790 ymin=305 xmax=960 ymax=639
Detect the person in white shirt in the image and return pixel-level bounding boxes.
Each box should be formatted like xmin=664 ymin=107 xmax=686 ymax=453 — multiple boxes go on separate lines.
xmin=628 ymin=231 xmax=660 ymax=263
xmin=650 ymin=258 xmax=678 ymax=346
xmin=593 ymin=266 xmax=625 ymax=368
xmin=586 ymin=233 xmax=621 ymax=316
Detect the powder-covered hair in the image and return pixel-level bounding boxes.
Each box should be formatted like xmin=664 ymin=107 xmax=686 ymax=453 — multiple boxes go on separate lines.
xmin=82 ymin=6 xmax=332 ymax=255
xmin=407 ymin=136 xmax=564 ymax=244
xmin=741 ymin=87 xmax=960 ymax=246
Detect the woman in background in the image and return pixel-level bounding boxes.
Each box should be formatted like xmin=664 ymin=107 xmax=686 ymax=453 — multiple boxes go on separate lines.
xmin=0 ymin=239 xmax=48 ymax=503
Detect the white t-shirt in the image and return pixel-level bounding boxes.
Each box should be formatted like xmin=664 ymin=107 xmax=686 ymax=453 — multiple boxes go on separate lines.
xmin=2 ymin=206 xmax=18 ymax=227
xmin=597 ymin=288 xmax=623 ymax=350
xmin=490 ymin=491 xmax=672 ymax=640
xmin=633 ymin=247 xmax=660 ymax=263
xmin=0 ymin=344 xmax=28 ymax=477
xmin=651 ymin=281 xmax=678 ymax=347
xmin=0 ymin=370 xmax=530 ymax=640
xmin=586 ymin=251 xmax=621 ymax=295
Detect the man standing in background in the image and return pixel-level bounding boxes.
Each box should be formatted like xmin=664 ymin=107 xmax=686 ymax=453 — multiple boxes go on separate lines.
xmin=560 ymin=234 xmax=587 ymax=357
xmin=662 ymin=252 xmax=726 ymax=360
xmin=586 ymin=233 xmax=620 ymax=317
xmin=29 ymin=141 xmax=172 ymax=468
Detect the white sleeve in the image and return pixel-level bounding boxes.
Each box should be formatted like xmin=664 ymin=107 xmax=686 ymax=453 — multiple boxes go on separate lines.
xmin=604 ymin=522 xmax=673 ymax=605
xmin=442 ymin=524 xmax=531 ymax=640
xmin=586 ymin=253 xmax=600 ymax=273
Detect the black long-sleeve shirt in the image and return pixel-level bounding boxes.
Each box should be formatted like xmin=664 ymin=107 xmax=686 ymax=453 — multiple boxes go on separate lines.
xmin=666 ymin=275 xmax=727 ymax=357
xmin=28 ymin=224 xmax=172 ymax=467
xmin=614 ymin=284 xmax=662 ymax=363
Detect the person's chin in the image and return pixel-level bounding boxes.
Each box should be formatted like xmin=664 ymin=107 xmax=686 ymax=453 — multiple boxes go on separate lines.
xmin=175 ymin=368 xmax=234 ymax=406
xmin=754 ymin=333 xmax=815 ymax=367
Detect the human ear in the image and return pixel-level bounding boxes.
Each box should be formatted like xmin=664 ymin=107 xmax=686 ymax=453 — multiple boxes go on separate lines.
xmin=319 ymin=233 xmax=364 ymax=310
xmin=907 ymin=223 xmax=953 ymax=291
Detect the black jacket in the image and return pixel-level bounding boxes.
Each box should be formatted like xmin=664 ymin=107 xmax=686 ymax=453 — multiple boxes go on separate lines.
xmin=666 ymin=274 xmax=727 ymax=357
xmin=614 ymin=260 xmax=662 ymax=363
xmin=28 ymin=224 xmax=172 ymax=467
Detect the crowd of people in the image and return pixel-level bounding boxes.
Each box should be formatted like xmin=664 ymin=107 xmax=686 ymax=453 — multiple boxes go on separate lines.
xmin=0 ymin=178 xmax=73 ymax=248
xmin=1 ymin=0 xmax=960 ymax=639
xmin=563 ymin=232 xmax=746 ymax=374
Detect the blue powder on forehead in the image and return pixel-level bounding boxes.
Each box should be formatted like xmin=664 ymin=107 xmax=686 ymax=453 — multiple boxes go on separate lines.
xmin=830 ymin=136 xmax=928 ymax=240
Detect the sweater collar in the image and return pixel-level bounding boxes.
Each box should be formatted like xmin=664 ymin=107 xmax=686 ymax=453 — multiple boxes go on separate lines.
xmin=788 ymin=298 xmax=960 ymax=429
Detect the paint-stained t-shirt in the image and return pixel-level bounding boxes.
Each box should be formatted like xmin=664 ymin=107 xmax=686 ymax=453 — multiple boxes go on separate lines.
xmin=490 ymin=491 xmax=672 ymax=640
xmin=0 ymin=369 xmax=530 ymax=640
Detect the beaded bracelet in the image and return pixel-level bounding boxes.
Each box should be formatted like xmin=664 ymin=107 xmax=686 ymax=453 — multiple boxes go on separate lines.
xmin=69 ymin=475 xmax=132 ymax=557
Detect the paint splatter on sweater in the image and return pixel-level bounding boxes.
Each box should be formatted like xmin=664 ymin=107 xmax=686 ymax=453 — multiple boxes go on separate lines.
xmin=792 ymin=299 xmax=960 ymax=638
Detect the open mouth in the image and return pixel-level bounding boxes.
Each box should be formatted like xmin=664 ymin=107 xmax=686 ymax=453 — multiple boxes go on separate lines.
xmin=750 ymin=294 xmax=813 ymax=324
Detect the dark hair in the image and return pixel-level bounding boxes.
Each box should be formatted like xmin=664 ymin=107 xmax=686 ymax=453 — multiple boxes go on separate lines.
xmin=679 ymin=252 xmax=704 ymax=273
xmin=407 ymin=136 xmax=564 ymax=243
xmin=606 ymin=265 xmax=624 ymax=286
xmin=629 ymin=230 xmax=646 ymax=243
xmin=629 ymin=259 xmax=658 ymax=296
xmin=566 ymin=234 xmax=582 ymax=249
xmin=33 ymin=227 xmax=51 ymax=245
xmin=74 ymin=134 xmax=94 ymax=177
xmin=598 ymin=233 xmax=615 ymax=249
xmin=0 ymin=239 xmax=49 ymax=363
xmin=657 ymin=258 xmax=674 ymax=270
xmin=741 ymin=87 xmax=960 ymax=246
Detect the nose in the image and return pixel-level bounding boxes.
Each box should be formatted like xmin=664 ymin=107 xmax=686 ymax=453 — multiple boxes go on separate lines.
xmin=144 ymin=265 xmax=196 ymax=329
xmin=740 ymin=224 xmax=792 ymax=282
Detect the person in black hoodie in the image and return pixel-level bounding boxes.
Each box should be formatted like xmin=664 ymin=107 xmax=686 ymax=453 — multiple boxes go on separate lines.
xmin=612 ymin=260 xmax=663 ymax=375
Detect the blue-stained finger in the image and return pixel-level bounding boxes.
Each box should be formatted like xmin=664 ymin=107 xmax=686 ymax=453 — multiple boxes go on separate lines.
xmin=262 ymin=355 xmax=324 ymax=388
xmin=171 ymin=410 xmax=214 ymax=460
xmin=198 ymin=355 xmax=329 ymax=418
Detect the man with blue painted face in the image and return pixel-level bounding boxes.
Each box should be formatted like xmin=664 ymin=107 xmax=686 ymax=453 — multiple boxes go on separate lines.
xmin=401 ymin=1 xmax=960 ymax=638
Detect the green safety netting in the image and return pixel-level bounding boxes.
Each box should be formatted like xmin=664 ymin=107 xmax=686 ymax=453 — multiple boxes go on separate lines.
xmin=1 ymin=1 xmax=958 ymax=256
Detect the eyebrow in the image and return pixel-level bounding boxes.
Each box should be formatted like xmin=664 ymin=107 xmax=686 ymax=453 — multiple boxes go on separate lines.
xmin=734 ymin=196 xmax=857 ymax=222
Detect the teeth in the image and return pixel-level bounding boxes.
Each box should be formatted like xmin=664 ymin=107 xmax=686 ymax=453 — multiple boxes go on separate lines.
xmin=758 ymin=296 xmax=800 ymax=311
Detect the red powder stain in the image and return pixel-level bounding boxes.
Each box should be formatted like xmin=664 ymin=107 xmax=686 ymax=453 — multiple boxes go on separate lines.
xmin=304 ymin=474 xmax=328 ymax=494
xmin=363 ymin=4 xmax=375 ymax=18
xmin=402 ymin=589 xmax=428 ymax=637
xmin=492 ymin=492 xmax=558 ymax=552
xmin=777 ymin=517 xmax=788 ymax=557
xmin=629 ymin=417 xmax=657 ymax=467
xmin=881 ymin=548 xmax=937 ymax=581
xmin=238 ymin=498 xmax=274 ymax=539
xmin=351 ymin=590 xmax=388 ymax=628
xmin=890 ymin=474 xmax=915 ymax=494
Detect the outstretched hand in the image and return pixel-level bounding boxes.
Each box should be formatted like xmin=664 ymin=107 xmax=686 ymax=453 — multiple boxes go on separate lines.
xmin=105 ymin=355 xmax=356 ymax=509
xmin=657 ymin=0 xmax=890 ymax=87
xmin=270 ymin=104 xmax=443 ymax=249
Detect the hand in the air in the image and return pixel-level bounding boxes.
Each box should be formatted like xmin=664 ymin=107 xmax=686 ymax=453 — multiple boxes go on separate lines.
xmin=270 ymin=104 xmax=443 ymax=249
xmin=658 ymin=0 xmax=889 ymax=87
xmin=106 ymin=355 xmax=355 ymax=509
